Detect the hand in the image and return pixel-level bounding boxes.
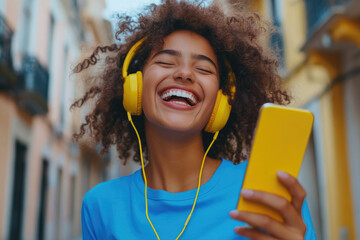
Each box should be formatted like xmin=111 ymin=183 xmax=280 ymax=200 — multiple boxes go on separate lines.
xmin=229 ymin=171 xmax=307 ymax=240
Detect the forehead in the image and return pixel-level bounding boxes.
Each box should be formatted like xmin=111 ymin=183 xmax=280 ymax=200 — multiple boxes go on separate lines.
xmin=154 ymin=30 xmax=218 ymax=64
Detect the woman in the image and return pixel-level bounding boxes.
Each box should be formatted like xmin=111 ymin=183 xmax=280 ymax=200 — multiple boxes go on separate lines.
xmin=73 ymin=0 xmax=316 ymax=239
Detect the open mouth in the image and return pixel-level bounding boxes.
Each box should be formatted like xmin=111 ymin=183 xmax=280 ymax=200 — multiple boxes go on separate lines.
xmin=160 ymin=88 xmax=199 ymax=106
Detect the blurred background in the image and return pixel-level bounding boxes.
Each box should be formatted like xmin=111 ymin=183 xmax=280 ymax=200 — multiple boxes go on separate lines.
xmin=0 ymin=0 xmax=359 ymax=239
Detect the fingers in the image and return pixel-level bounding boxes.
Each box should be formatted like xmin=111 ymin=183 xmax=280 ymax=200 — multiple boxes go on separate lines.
xmin=277 ymin=171 xmax=306 ymax=214
xmin=230 ymin=210 xmax=293 ymax=238
xmin=239 ymin=189 xmax=307 ymax=231
xmin=231 ymin=172 xmax=308 ymax=239
xmin=234 ymin=227 xmax=277 ymax=240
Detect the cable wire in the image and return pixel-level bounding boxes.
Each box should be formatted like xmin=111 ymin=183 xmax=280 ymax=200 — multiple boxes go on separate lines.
xmin=127 ymin=112 xmax=219 ymax=240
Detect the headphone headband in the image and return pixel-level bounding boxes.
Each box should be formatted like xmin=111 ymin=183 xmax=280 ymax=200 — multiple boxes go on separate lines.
xmin=122 ymin=38 xmax=146 ymax=78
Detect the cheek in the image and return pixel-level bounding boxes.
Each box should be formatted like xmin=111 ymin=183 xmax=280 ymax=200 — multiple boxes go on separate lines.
xmin=141 ymin=66 xmax=167 ymax=90
xmin=141 ymin=71 xmax=160 ymax=118
xmin=204 ymin=78 xmax=220 ymax=98
xmin=141 ymin=82 xmax=155 ymax=116
xmin=205 ymin=79 xmax=220 ymax=113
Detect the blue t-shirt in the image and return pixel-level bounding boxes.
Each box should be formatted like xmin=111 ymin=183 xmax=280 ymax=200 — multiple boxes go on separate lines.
xmin=82 ymin=159 xmax=316 ymax=239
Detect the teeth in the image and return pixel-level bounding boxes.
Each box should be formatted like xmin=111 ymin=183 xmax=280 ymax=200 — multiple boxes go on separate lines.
xmin=160 ymin=89 xmax=198 ymax=105
xmin=172 ymin=101 xmax=188 ymax=106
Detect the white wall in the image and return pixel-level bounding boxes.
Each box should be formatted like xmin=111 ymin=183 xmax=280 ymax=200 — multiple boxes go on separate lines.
xmin=344 ymin=49 xmax=360 ymax=240
xmin=299 ymin=99 xmax=329 ymax=240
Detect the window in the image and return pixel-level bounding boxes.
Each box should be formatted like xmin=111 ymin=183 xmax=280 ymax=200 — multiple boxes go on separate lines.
xmin=9 ymin=141 xmax=28 ymax=240
xmin=55 ymin=168 xmax=63 ymax=239
xmin=37 ymin=159 xmax=49 ymax=240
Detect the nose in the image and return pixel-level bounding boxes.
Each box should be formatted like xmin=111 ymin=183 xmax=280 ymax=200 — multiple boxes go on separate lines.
xmin=173 ymin=64 xmax=193 ymax=82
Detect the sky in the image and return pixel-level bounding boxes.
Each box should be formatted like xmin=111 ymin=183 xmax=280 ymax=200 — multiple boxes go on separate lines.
xmin=104 ymin=0 xmax=212 ymax=20
xmin=103 ymin=0 xmax=212 ymax=39
xmin=104 ymin=0 xmax=161 ymax=20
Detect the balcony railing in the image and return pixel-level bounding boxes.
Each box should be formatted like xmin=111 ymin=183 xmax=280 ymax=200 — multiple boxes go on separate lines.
xmin=0 ymin=14 xmax=16 ymax=88
xmin=17 ymin=56 xmax=49 ymax=114
xmin=271 ymin=19 xmax=285 ymax=69
xmin=305 ymin=0 xmax=353 ymax=37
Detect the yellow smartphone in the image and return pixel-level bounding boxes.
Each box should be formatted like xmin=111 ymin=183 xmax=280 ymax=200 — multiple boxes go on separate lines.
xmin=237 ymin=103 xmax=314 ymax=222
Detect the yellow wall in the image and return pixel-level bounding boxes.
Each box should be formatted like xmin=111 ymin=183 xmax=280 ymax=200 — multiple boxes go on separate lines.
xmin=261 ymin=0 xmax=357 ymax=239
xmin=284 ymin=64 xmax=328 ymax=107
xmin=310 ymin=51 xmax=355 ymax=240
xmin=282 ymin=0 xmax=307 ymax=73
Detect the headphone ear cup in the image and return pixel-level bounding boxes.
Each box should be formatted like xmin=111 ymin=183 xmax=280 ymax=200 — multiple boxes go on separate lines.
xmin=204 ymin=90 xmax=232 ymax=133
xmin=123 ymin=71 xmax=143 ymax=115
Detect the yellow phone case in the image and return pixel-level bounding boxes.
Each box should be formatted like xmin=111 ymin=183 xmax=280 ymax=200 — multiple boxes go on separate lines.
xmin=237 ymin=103 xmax=314 ymax=222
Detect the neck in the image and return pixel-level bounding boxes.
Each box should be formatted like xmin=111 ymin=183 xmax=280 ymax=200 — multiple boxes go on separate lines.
xmin=144 ymin=121 xmax=220 ymax=193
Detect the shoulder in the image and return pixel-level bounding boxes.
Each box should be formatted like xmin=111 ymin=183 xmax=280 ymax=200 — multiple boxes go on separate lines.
xmin=217 ymin=159 xmax=248 ymax=186
xmin=83 ymin=170 xmax=139 ymax=204
xmin=221 ymin=159 xmax=248 ymax=175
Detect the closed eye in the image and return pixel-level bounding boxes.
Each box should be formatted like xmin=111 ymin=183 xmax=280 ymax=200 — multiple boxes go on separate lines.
xmin=197 ymin=68 xmax=214 ymax=74
xmin=156 ymin=61 xmax=174 ymax=66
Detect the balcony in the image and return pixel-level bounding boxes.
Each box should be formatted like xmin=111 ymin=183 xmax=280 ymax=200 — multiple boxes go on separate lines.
xmin=271 ymin=19 xmax=285 ymax=69
xmin=17 ymin=56 xmax=49 ymax=115
xmin=0 ymin=14 xmax=16 ymax=89
xmin=302 ymin=0 xmax=360 ymax=52
xmin=305 ymin=0 xmax=353 ymax=37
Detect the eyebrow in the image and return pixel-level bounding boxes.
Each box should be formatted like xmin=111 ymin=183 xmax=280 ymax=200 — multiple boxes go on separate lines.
xmin=151 ymin=49 xmax=180 ymax=59
xmin=151 ymin=49 xmax=218 ymax=70
xmin=191 ymin=53 xmax=218 ymax=70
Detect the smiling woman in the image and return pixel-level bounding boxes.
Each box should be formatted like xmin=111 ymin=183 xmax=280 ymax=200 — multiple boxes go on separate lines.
xmin=142 ymin=30 xmax=220 ymax=133
xmin=72 ymin=0 xmax=316 ymax=239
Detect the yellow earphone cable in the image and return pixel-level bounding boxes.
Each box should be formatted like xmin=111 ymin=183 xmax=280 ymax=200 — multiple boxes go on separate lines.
xmin=127 ymin=112 xmax=160 ymax=239
xmin=127 ymin=112 xmax=219 ymax=240
xmin=175 ymin=130 xmax=219 ymax=240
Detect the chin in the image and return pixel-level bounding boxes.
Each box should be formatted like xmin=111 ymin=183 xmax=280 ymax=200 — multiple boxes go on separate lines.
xmin=146 ymin=116 xmax=204 ymax=135
xmin=163 ymin=122 xmax=202 ymax=133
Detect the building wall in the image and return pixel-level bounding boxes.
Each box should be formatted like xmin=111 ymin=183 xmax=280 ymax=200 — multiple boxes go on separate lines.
xmin=0 ymin=0 xmax=115 ymax=239
xmin=2 ymin=0 xmax=21 ymax=29
xmin=221 ymin=0 xmax=360 ymax=239
xmin=343 ymin=45 xmax=360 ymax=240
xmin=281 ymin=0 xmax=307 ymax=73
xmin=0 ymin=95 xmax=31 ymax=238
xmin=268 ymin=0 xmax=360 ymax=239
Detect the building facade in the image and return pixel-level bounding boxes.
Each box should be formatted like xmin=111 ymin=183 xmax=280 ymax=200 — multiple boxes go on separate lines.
xmin=217 ymin=0 xmax=360 ymax=239
xmin=0 ymin=0 xmax=126 ymax=239
xmin=280 ymin=1 xmax=359 ymax=239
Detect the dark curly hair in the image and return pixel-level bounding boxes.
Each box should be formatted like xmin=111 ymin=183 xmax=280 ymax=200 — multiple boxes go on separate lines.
xmin=71 ymin=0 xmax=291 ymax=165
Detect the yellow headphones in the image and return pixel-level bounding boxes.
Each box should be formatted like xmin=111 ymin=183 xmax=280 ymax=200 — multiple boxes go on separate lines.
xmin=122 ymin=38 xmax=235 ymax=133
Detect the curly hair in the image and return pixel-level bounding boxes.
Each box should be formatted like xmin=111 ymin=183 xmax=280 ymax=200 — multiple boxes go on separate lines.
xmin=71 ymin=0 xmax=291 ymax=165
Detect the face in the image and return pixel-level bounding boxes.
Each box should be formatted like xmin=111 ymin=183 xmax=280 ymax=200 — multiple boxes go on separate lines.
xmin=142 ymin=30 xmax=220 ymax=134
